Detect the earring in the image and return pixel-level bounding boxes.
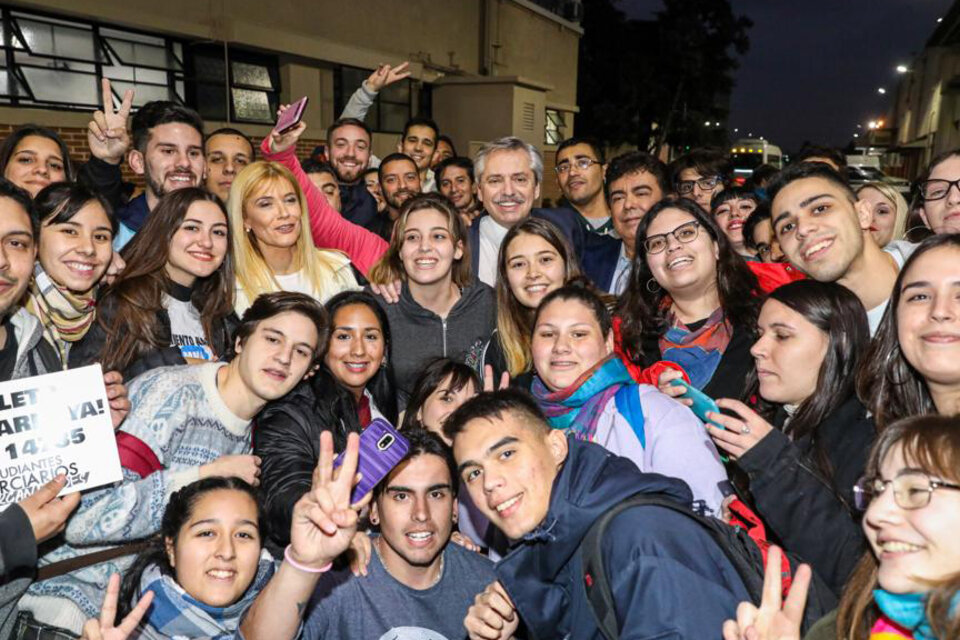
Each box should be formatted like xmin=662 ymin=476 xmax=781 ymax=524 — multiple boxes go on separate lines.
xmin=645 ymin=278 xmax=661 ymax=294
xmin=380 ymin=356 xmax=388 ymax=369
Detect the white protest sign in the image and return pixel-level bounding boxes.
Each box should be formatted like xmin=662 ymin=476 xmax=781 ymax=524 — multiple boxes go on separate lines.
xmin=0 ymin=364 xmax=121 ymax=506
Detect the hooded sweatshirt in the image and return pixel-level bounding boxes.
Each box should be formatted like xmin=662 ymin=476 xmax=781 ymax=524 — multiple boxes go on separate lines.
xmin=375 ymin=282 xmax=495 ymax=407
xmin=495 ymin=438 xmax=750 ymax=640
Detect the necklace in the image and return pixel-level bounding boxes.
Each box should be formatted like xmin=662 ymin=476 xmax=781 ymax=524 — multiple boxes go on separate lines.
xmin=373 ymin=536 xmax=444 ymax=589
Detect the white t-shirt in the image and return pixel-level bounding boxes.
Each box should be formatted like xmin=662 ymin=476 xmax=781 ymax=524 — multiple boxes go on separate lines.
xmin=866 ymin=240 xmax=918 ymax=336
xmin=235 ymin=250 xmax=359 ymax=315
xmin=164 ymin=293 xmax=214 ymax=361
xmin=477 ymin=216 xmax=510 ymax=287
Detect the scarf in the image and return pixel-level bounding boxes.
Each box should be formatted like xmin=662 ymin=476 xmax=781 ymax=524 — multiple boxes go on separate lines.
xmin=531 ymin=354 xmax=634 ymax=442
xmin=873 ymin=588 xmax=960 ymax=640
xmin=134 ymin=550 xmax=275 ymax=640
xmin=658 ymin=304 xmax=732 ymax=390
xmin=25 ymin=262 xmax=96 ymax=366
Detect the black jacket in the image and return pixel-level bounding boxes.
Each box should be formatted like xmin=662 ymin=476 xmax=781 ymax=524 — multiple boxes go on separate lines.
xmin=340 ymin=181 xmax=379 ymax=230
xmin=737 ymin=394 xmax=875 ymax=595
xmin=69 ymin=286 xmax=238 ymax=380
xmin=496 ymin=438 xmax=751 ymax=639
xmin=253 ymin=380 xmax=361 ymax=556
xmin=466 ymin=208 xmax=583 ymax=278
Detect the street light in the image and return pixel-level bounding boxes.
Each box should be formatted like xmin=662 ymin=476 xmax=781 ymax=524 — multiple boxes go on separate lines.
xmin=878 ymin=87 xmax=887 ymax=95
xmin=896 ymin=64 xmax=909 ymax=74
xmin=704 ymin=120 xmax=711 ymax=126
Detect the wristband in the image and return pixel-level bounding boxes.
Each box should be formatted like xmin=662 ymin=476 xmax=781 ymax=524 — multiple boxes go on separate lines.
xmin=284 ymin=545 xmax=333 ymax=574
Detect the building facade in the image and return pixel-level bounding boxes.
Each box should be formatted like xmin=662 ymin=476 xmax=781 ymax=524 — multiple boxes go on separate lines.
xmin=0 ymin=0 xmax=582 ymax=200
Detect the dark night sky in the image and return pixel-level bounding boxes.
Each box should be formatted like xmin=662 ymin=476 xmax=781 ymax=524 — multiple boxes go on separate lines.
xmin=617 ymin=0 xmax=953 ymax=151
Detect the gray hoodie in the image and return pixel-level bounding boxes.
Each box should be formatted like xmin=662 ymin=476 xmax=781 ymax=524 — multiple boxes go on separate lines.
xmin=376 ymin=283 xmax=496 ymax=408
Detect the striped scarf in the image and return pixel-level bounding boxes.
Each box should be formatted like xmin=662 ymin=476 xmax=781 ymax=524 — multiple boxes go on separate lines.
xmin=658 ymin=304 xmax=732 ymax=390
xmin=26 ymin=263 xmax=96 ymax=366
xmin=134 ymin=550 xmax=275 ymax=639
xmin=531 ymin=355 xmax=634 ymax=442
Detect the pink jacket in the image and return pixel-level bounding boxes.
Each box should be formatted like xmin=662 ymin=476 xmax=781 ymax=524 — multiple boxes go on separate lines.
xmin=260 ymin=138 xmax=388 ymax=276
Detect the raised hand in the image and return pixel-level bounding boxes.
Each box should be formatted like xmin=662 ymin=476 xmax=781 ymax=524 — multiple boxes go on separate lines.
xmin=482 ymin=365 xmax=510 ymax=392
xmin=81 ymin=573 xmax=154 ymax=640
xmin=287 ymin=431 xmax=368 ymax=571
xmin=465 ymin=581 xmax=519 ymax=640
xmin=705 ymin=398 xmax=775 ymax=459
xmin=19 ymin=474 xmax=80 ymax=543
xmin=267 ymin=104 xmax=307 ymax=155
xmin=721 ymin=546 xmax=810 ymax=640
xmin=88 ymin=79 xmax=134 ymax=165
xmin=365 ymin=62 xmax=411 ymax=92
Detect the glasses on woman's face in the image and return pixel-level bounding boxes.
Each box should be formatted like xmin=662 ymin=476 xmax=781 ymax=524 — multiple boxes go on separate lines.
xmin=919 ymin=178 xmax=960 ymax=201
xmin=643 ymin=220 xmax=702 ymax=254
xmin=853 ymin=471 xmax=960 ymax=511
xmin=676 ymin=175 xmax=721 ymax=195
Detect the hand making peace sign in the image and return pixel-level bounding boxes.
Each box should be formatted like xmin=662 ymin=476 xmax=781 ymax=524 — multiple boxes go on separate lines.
xmin=286 ymin=431 xmax=369 ymax=571
xmin=88 ymin=78 xmax=135 ymax=165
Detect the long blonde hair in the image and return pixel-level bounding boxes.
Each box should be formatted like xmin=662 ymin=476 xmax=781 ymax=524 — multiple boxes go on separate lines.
xmin=857 ymin=181 xmax=908 ymax=245
xmin=228 ymin=161 xmax=352 ymax=306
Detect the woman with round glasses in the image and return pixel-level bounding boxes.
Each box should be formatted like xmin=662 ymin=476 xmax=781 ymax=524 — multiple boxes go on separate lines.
xmin=616 ymin=198 xmax=761 ymax=400
xmin=859 ymin=233 xmax=960 ymax=430
xmin=913 ymin=149 xmax=960 ymax=235
xmin=723 ymin=415 xmax=960 ymax=640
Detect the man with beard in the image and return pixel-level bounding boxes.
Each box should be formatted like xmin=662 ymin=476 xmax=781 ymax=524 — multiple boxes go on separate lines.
xmin=435 ymin=157 xmax=480 ymax=224
xmin=326 ymin=117 xmax=379 ymax=231
xmin=375 ymin=152 xmax=422 ymax=240
xmin=470 ymin=137 xmax=580 ymax=286
xmin=241 ymin=428 xmax=495 ymax=640
xmin=398 ymin=117 xmax=439 ymax=193
xmin=82 ymin=84 xmax=205 ymax=249
xmin=554 ymin=136 xmax=613 ymax=236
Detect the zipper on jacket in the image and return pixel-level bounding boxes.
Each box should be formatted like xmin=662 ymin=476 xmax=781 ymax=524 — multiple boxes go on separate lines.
xmin=442 ymin=318 xmax=448 ymax=356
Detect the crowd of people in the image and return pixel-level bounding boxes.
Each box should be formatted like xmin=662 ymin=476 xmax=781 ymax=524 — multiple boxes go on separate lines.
xmin=0 ymin=60 xmax=957 ymax=639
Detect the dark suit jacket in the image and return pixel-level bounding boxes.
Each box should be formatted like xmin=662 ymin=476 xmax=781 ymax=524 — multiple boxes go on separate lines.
xmin=580 ymin=232 xmax=623 ymax=292
xmin=467 ymin=208 xmax=583 ymax=279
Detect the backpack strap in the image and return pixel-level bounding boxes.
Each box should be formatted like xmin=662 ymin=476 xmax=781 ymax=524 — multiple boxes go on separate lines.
xmin=581 ymin=494 xmax=653 ymax=640
xmin=115 ymin=431 xmax=164 ymax=478
xmin=613 ymin=385 xmax=645 ymax=449
xmin=580 ymin=492 xmax=764 ymax=640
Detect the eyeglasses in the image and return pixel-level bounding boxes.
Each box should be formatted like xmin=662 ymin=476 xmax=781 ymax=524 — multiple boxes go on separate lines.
xmin=676 ymin=176 xmax=722 ymax=195
xmin=643 ymin=221 xmax=702 ymax=254
xmin=853 ymin=471 xmax=960 ymax=511
xmin=555 ymin=158 xmax=601 ymax=175
xmin=919 ymin=179 xmax=960 ymax=201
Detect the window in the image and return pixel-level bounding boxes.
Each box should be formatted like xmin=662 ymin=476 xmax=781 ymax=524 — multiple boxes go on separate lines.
xmin=0 ymin=7 xmax=184 ymax=110
xmin=545 ymin=108 xmax=566 ymax=145
xmin=183 ymin=44 xmax=279 ymax=124
xmin=335 ymin=65 xmax=414 ymax=133
xmin=0 ymin=5 xmax=279 ymax=124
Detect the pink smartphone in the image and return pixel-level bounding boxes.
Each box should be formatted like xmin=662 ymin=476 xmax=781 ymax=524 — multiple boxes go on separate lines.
xmin=274 ymin=96 xmax=309 ymax=134
xmin=333 ymin=418 xmax=410 ymax=504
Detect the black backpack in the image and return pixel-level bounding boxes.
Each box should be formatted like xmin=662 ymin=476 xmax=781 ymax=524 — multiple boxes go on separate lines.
xmin=579 ymin=493 xmax=837 ymax=640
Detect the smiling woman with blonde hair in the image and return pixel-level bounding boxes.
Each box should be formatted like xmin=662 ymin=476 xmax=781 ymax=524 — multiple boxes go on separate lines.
xmin=228 ymin=161 xmax=357 ymax=314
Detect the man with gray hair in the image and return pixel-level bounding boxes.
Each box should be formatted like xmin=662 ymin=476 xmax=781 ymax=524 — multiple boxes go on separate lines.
xmin=470 ymin=136 xmax=579 ymax=286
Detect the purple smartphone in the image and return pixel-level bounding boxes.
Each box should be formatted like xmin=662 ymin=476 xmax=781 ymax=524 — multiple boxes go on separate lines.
xmin=274 ymin=96 xmax=308 ymax=134
xmin=333 ymin=418 xmax=410 ymax=504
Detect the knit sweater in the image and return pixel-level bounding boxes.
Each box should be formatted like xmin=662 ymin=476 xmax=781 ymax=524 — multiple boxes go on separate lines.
xmin=19 ymin=362 xmax=252 ymax=634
